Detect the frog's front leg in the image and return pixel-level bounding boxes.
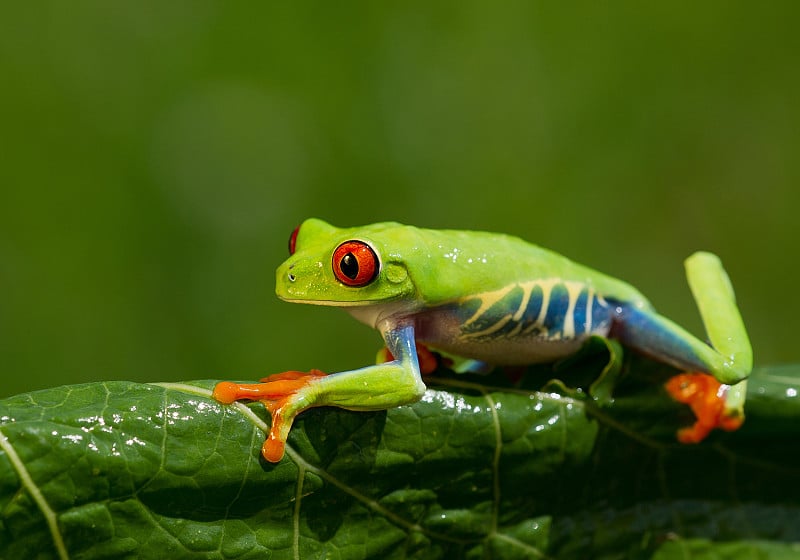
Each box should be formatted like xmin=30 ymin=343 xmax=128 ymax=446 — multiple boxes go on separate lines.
xmin=213 ymin=323 xmax=426 ymax=462
xmin=611 ymin=252 xmax=752 ymax=442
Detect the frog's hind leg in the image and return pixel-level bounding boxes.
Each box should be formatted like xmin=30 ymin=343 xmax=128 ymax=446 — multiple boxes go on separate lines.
xmin=681 ymin=252 xmax=751 ymax=417
xmin=610 ymin=252 xmax=752 ymax=442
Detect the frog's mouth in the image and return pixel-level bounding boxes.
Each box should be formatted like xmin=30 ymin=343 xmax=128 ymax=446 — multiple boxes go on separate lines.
xmin=276 ymin=295 xmax=381 ymax=307
xmin=276 ymin=293 xmax=409 ymax=308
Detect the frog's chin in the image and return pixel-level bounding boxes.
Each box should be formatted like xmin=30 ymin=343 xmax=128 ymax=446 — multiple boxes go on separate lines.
xmin=276 ymin=296 xmax=418 ymax=327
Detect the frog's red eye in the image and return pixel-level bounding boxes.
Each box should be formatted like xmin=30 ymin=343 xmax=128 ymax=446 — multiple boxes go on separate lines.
xmin=332 ymin=240 xmax=379 ymax=287
xmin=288 ymin=225 xmax=301 ymax=255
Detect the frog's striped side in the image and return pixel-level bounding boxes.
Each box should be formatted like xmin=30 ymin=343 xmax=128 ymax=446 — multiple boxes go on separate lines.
xmin=456 ymin=280 xmax=613 ymax=342
xmin=412 ymin=279 xmax=619 ymax=365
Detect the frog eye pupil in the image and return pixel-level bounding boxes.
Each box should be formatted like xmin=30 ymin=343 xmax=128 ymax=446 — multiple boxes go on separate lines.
xmin=341 ymin=253 xmax=359 ymax=280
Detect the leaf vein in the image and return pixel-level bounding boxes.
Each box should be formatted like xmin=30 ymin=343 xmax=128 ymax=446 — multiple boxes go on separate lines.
xmin=0 ymin=427 xmax=70 ymax=560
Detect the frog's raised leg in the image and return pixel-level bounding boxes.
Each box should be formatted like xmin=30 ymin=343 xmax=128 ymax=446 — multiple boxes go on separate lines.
xmin=610 ymin=252 xmax=752 ymax=442
xmin=213 ymin=323 xmax=426 ymax=462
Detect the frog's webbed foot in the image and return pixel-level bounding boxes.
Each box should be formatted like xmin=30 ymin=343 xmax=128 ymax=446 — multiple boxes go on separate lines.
xmin=213 ymin=369 xmax=327 ymax=462
xmin=665 ymin=372 xmax=744 ymax=443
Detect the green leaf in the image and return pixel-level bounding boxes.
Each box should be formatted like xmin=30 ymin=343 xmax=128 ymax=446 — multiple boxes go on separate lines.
xmin=0 ymin=359 xmax=799 ymax=559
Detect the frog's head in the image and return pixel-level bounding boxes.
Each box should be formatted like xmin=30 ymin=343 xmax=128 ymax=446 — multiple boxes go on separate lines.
xmin=276 ymin=218 xmax=419 ymax=310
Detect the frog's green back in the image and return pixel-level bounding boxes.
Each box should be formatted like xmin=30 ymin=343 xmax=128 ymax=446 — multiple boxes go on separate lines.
xmin=392 ymin=225 xmax=651 ymax=309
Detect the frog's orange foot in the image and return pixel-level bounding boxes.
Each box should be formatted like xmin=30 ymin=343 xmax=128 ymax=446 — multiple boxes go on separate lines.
xmin=212 ymin=369 xmax=327 ymax=462
xmin=665 ymin=372 xmax=744 ymax=444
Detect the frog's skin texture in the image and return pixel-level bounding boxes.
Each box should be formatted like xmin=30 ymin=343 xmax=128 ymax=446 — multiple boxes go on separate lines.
xmin=213 ymin=219 xmax=752 ymax=462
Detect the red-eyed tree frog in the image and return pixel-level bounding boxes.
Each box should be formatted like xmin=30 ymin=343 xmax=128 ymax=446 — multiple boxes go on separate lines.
xmin=213 ymin=219 xmax=752 ymax=462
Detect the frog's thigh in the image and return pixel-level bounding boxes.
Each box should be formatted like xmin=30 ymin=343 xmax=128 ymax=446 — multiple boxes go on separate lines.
xmin=609 ymin=302 xmax=720 ymax=375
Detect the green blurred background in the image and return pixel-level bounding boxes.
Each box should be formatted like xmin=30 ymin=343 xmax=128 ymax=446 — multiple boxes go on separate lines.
xmin=1 ymin=3 xmax=797 ymax=398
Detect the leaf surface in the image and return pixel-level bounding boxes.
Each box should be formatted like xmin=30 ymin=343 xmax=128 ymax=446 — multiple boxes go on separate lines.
xmin=1 ymin=358 xmax=799 ymax=559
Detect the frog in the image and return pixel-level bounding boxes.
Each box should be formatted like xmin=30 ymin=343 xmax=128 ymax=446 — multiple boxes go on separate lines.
xmin=213 ymin=218 xmax=752 ymax=462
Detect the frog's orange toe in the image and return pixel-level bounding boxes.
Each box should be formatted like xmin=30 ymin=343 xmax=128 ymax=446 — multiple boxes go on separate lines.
xmin=212 ymin=381 xmax=243 ymax=404
xmin=719 ymin=413 xmax=744 ymax=432
xmin=665 ymin=372 xmax=742 ymax=443
xmin=676 ymin=423 xmax=713 ymax=444
xmin=262 ymin=430 xmax=287 ymax=463
xmin=213 ymin=381 xmax=281 ymax=403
